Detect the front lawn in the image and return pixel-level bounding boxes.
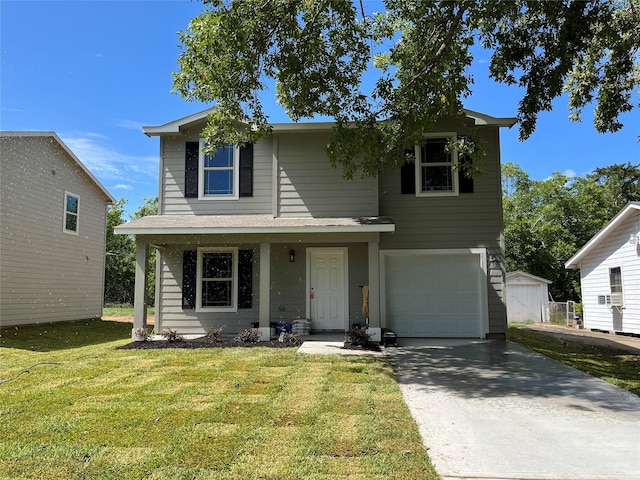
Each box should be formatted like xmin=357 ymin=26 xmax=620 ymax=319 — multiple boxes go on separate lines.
xmin=507 ymin=324 xmax=640 ymax=396
xmin=102 ymin=305 xmax=154 ymax=319
xmin=0 ymin=321 xmax=438 ymax=479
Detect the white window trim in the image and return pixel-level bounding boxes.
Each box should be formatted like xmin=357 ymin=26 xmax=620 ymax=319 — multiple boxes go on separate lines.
xmin=415 ymin=132 xmax=459 ymax=197
xmin=196 ymin=247 xmax=238 ymax=312
xmin=608 ymin=266 xmax=624 ymax=307
xmin=63 ymin=191 xmax=79 ymax=235
xmin=198 ymin=139 xmax=240 ymax=200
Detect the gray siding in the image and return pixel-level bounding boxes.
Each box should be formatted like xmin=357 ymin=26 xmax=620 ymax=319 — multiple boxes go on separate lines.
xmin=379 ymin=124 xmax=506 ymax=335
xmin=153 ymin=239 xmax=369 ymax=336
xmin=159 ymin=127 xmax=273 ymax=215
xmin=276 ymin=132 xmax=378 ymax=218
xmin=0 ymin=135 xmax=110 ymax=326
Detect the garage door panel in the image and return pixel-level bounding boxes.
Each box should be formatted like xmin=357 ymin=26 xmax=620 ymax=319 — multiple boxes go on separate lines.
xmin=384 ymin=252 xmax=483 ymax=338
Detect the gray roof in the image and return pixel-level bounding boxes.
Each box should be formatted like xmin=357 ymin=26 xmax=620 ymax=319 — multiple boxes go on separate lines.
xmin=142 ymin=108 xmax=517 ymax=136
xmin=115 ymin=214 xmax=395 ymax=235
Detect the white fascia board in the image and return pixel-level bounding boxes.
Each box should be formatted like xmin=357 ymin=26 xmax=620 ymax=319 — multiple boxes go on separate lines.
xmin=565 ymin=202 xmax=640 ymax=269
xmin=141 ymin=109 xmax=516 ymax=136
xmin=142 ymin=109 xmax=213 ymax=136
xmin=506 ymin=270 xmax=552 ymax=284
xmin=463 ymin=109 xmax=517 ymax=128
xmin=114 ymin=224 xmax=395 ymax=236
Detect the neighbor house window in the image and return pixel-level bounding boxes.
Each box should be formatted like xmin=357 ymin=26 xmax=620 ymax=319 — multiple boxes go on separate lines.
xmin=416 ymin=134 xmax=458 ymax=196
xmin=608 ymin=266 xmax=624 ymax=306
xmin=198 ymin=139 xmax=239 ymax=200
xmin=63 ymin=192 xmax=79 ymax=234
xmin=196 ymin=248 xmax=238 ymax=312
xmin=609 ymin=267 xmax=622 ymax=294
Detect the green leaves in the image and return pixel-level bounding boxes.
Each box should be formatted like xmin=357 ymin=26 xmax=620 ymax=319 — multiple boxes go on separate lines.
xmin=502 ymin=162 xmax=640 ymax=301
xmin=174 ymin=0 xmax=639 ymax=177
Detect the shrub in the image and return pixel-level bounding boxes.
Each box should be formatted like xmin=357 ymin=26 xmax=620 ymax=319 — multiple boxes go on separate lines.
xmin=234 ymin=328 xmax=262 ymax=343
xmin=161 ymin=329 xmax=183 ymax=342
xmin=205 ymin=326 xmax=224 ymax=341
xmin=278 ymin=332 xmax=303 ymax=345
xmin=133 ymin=327 xmax=150 ymax=342
xmin=346 ymin=328 xmax=372 ymax=347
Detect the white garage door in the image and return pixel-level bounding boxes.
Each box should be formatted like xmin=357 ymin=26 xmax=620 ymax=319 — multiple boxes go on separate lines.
xmin=382 ymin=251 xmax=486 ymax=337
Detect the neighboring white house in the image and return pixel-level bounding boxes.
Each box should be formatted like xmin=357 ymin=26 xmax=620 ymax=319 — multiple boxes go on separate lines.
xmin=116 ymin=108 xmax=516 ymax=341
xmin=506 ymin=271 xmax=551 ymax=323
xmin=0 ymin=132 xmax=115 ymax=327
xmin=565 ymin=202 xmax=640 ymax=335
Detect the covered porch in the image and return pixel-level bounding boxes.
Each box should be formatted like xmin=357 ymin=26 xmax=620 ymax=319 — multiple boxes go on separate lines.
xmin=115 ymin=214 xmax=395 ymax=341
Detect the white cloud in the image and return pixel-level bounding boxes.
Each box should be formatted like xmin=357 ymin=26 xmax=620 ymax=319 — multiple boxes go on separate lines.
xmin=114 ymin=184 xmax=134 ymax=190
xmin=563 ymin=169 xmax=577 ymax=178
xmin=115 ymin=119 xmax=146 ymax=130
xmin=60 ymin=132 xmax=158 ymax=184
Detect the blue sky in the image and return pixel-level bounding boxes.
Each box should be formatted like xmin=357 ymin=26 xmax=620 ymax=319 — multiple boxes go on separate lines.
xmin=2 ymin=0 xmax=639 ymax=216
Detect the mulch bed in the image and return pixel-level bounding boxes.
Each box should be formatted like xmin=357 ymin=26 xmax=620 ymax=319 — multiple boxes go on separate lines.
xmin=117 ymin=338 xmax=381 ymax=351
xmin=117 ymin=339 xmax=299 ymax=349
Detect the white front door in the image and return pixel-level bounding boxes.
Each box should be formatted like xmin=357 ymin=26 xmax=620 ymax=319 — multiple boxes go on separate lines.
xmin=307 ymin=248 xmax=348 ymax=331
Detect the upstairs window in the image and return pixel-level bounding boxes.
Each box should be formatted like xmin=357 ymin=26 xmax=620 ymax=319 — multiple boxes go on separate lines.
xmin=63 ymin=192 xmax=79 ymax=234
xmin=416 ymin=134 xmax=458 ymax=196
xmin=198 ymin=139 xmax=239 ymax=200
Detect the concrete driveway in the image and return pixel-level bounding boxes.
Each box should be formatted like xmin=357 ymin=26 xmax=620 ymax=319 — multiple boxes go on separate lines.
xmin=385 ymin=339 xmax=640 ymax=480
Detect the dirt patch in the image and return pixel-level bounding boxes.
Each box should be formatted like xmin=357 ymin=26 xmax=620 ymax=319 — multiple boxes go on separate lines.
xmin=103 ymin=316 xmax=155 ymax=325
xmin=520 ymin=323 xmax=640 ymax=355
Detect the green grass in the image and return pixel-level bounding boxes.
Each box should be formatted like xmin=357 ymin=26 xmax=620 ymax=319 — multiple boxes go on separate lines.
xmin=508 ymin=324 xmax=640 ymax=396
xmin=102 ymin=305 xmax=155 ymax=318
xmin=0 ymin=321 xmax=438 ymax=479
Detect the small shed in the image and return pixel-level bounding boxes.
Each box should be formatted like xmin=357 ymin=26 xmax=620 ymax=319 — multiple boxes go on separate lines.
xmin=506 ymin=271 xmax=552 ymax=323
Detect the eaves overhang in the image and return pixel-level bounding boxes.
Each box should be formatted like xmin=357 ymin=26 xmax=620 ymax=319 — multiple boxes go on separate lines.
xmin=115 ymin=214 xmax=395 ymax=236
xmin=565 ymin=202 xmax=640 ymax=269
xmin=142 ymin=108 xmax=517 ymax=136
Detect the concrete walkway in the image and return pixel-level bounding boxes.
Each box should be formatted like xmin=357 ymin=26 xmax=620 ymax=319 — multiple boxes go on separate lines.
xmin=385 ymin=339 xmax=640 ymax=480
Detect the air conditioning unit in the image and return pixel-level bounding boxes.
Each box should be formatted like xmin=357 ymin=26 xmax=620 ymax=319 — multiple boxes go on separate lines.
xmin=610 ymin=293 xmax=624 ymax=307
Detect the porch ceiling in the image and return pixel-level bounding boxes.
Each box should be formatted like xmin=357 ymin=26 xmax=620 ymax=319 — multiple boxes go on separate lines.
xmin=114 ymin=214 xmax=395 ymax=235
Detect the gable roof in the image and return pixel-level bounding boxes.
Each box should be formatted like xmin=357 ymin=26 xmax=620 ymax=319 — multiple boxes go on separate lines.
xmin=565 ymin=202 xmax=640 ymax=269
xmin=0 ymin=131 xmax=116 ymax=204
xmin=142 ymin=108 xmax=516 ymax=136
xmin=506 ymin=271 xmax=552 ymax=284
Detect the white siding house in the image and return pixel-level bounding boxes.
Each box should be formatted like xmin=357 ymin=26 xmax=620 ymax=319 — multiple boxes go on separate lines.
xmin=506 ymin=271 xmax=551 ymax=323
xmin=0 ymin=132 xmax=115 ymax=327
xmin=565 ymin=202 xmax=640 ymax=335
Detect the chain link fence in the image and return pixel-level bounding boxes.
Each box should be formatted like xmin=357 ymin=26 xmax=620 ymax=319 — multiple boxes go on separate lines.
xmin=549 ymin=301 xmax=578 ymax=326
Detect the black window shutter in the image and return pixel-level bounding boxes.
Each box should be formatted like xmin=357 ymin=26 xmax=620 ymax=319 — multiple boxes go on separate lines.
xmin=182 ymin=250 xmax=198 ymax=308
xmin=239 ymin=143 xmax=254 ymax=197
xmin=238 ymin=249 xmax=253 ymax=308
xmin=185 ymin=142 xmax=199 ymax=198
xmin=458 ymin=154 xmax=474 ymax=194
xmin=401 ymin=148 xmax=416 ymax=194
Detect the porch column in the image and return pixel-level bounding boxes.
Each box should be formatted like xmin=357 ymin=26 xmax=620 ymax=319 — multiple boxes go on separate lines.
xmin=258 ymin=242 xmax=271 ymax=341
xmin=367 ymin=240 xmax=382 ymax=342
xmin=132 ymin=241 xmax=149 ymax=340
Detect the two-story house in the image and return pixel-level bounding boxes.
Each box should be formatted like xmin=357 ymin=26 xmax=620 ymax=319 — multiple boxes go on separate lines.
xmin=0 ymin=132 xmax=115 ymax=327
xmin=116 ymin=109 xmax=515 ymax=341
